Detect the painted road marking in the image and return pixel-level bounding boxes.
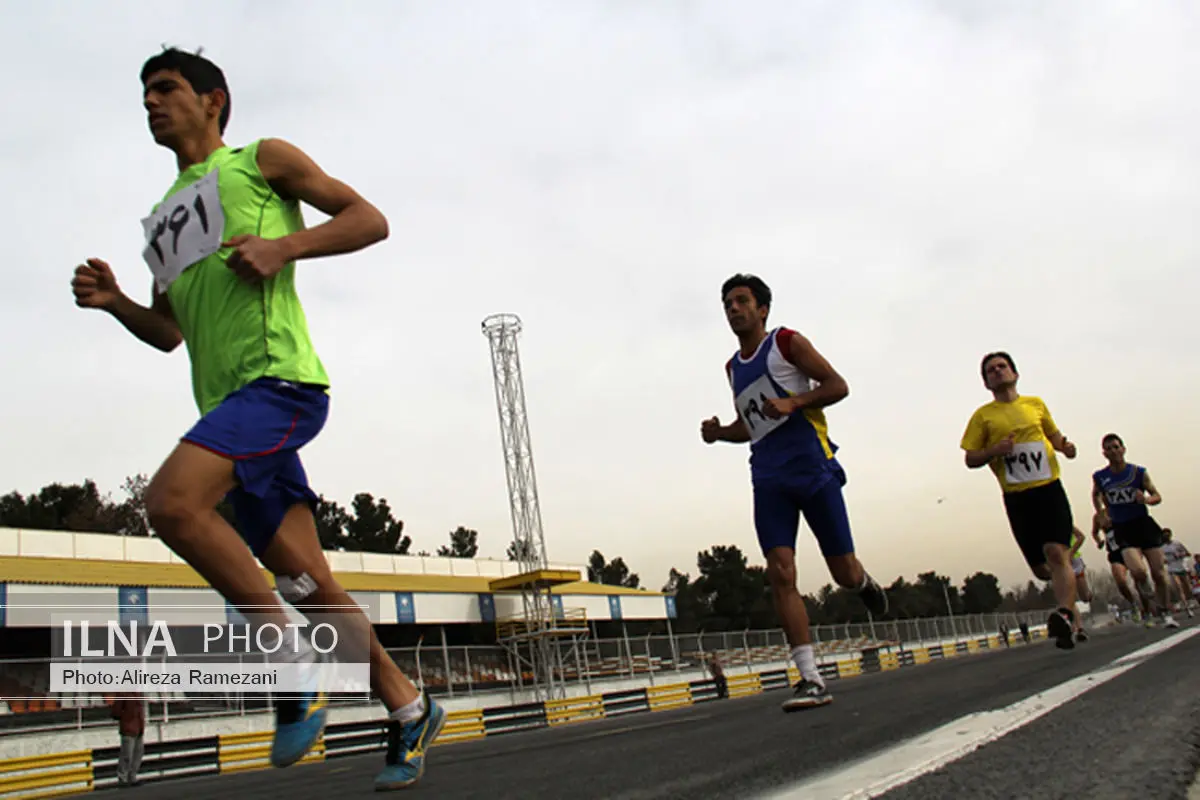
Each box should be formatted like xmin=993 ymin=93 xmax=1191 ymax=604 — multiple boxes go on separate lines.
xmin=764 ymin=627 xmax=1200 ymax=800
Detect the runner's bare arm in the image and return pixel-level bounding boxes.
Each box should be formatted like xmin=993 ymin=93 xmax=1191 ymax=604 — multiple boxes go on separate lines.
xmin=1091 ymin=480 xmax=1108 ymax=513
xmin=719 ymin=415 xmax=751 ymax=443
xmin=964 ymin=448 xmax=992 ymax=468
xmin=1046 ymin=430 xmax=1076 ymax=458
xmin=963 ymin=429 xmax=1013 ymax=469
xmin=784 ymin=333 xmax=849 ymax=411
xmin=108 ymin=285 xmax=183 ymax=353
xmin=256 ymin=138 xmax=389 ymax=261
xmin=1140 ymin=471 xmax=1162 ymax=505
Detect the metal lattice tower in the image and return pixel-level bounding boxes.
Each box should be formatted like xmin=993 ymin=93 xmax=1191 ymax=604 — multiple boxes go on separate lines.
xmin=482 ymin=314 xmax=549 ymax=573
xmin=483 ymin=314 xmax=584 ymax=703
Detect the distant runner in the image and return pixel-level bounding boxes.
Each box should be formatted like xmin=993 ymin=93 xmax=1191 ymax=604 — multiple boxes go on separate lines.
xmin=702 ymin=274 xmax=887 ymax=712
xmin=1092 ymin=510 xmax=1144 ymax=622
xmin=1091 ymin=433 xmax=1176 ymax=628
xmin=1068 ymin=526 xmax=1092 ymax=640
xmin=960 ymin=351 xmax=1085 ymax=649
xmin=1161 ymin=529 xmax=1193 ymax=619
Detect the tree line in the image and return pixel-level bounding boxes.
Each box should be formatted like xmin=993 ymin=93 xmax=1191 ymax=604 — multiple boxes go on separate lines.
xmin=1 ymin=477 xmax=1109 ymax=629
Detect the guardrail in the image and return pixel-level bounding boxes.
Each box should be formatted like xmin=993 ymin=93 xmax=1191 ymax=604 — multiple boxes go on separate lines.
xmin=0 ymin=750 xmax=92 ymax=799
xmin=0 ymin=626 xmax=1046 ymax=797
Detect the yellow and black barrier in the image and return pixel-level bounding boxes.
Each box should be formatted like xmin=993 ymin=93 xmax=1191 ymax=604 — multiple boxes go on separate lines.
xmin=218 ymin=729 xmax=325 ymax=775
xmin=0 ymin=750 xmax=93 ymax=799
xmin=437 ymin=709 xmax=488 ymax=745
xmin=726 ymin=672 xmax=763 ymax=699
xmin=646 ymin=682 xmax=692 ymax=712
xmin=545 ymin=695 xmax=605 ymax=727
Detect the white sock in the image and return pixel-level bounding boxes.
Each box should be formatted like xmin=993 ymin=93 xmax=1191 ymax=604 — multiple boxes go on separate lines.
xmin=791 ymin=644 xmax=824 ymax=687
xmin=265 ymin=627 xmax=318 ymax=693
xmin=389 ymin=695 xmax=425 ymax=724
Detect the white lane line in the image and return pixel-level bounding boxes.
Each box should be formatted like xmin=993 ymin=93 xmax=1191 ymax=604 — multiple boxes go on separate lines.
xmin=764 ymin=626 xmax=1200 ymax=800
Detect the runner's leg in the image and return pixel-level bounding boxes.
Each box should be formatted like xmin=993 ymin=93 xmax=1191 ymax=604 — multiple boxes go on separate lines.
xmin=1109 ymin=562 xmax=1137 ymax=610
xmin=755 ymin=480 xmax=830 ymax=710
xmin=803 ymin=476 xmax=888 ymax=617
xmin=1121 ymin=548 xmax=1156 ymax=618
xmin=260 ymin=503 xmax=421 ymax=711
xmin=144 ymin=442 xmax=294 ymax=629
xmin=259 ymin=502 xmax=446 ymax=790
xmin=1074 ymin=559 xmax=1093 ymax=604
xmin=1143 ymin=547 xmax=1177 ymax=626
xmin=1043 ymin=541 xmax=1080 ymax=636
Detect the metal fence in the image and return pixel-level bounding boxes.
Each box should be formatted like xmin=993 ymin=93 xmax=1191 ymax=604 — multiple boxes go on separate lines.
xmin=0 ymin=608 xmax=1065 ymax=736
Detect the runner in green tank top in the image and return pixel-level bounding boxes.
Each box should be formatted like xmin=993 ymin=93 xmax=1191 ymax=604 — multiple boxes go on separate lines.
xmin=154 ymin=139 xmax=330 ymax=416
xmin=70 ymin=47 xmax=444 ymax=792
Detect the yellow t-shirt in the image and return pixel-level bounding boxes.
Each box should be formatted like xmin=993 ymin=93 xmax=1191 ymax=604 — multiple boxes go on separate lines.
xmin=960 ymin=395 xmax=1062 ymax=494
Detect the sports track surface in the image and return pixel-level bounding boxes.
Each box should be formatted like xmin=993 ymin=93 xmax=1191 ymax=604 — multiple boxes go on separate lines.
xmin=90 ymin=618 xmax=1200 ymax=799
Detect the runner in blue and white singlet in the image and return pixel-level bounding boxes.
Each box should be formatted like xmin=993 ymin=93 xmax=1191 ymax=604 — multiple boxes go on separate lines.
xmin=1092 ymin=433 xmax=1176 ymax=627
xmin=702 ymin=274 xmax=888 ymax=714
xmin=727 ymin=326 xmax=843 ymax=490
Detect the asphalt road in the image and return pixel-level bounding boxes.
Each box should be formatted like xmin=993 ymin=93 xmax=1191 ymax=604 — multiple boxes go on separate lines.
xmin=100 ymin=620 xmax=1200 ymax=799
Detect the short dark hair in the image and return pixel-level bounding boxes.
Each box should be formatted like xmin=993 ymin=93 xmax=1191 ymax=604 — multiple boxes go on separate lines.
xmin=980 ymin=351 xmax=1016 ymax=382
xmin=721 ymin=274 xmax=772 ymax=309
xmin=141 ymin=46 xmax=231 ymax=134
xmin=1102 ymin=433 xmax=1123 ymax=447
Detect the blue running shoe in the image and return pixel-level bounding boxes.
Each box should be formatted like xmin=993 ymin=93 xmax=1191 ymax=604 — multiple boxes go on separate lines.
xmin=374 ymin=693 xmax=446 ymax=791
xmin=271 ymin=691 xmax=328 ymax=768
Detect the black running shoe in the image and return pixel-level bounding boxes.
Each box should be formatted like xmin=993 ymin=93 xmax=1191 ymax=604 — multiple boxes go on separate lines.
xmin=1047 ymin=608 xmax=1074 ymax=650
xmin=782 ymin=679 xmax=832 ymax=712
xmin=1075 ymin=629 xmax=1089 ymax=644
xmin=859 ymin=574 xmax=889 ymax=618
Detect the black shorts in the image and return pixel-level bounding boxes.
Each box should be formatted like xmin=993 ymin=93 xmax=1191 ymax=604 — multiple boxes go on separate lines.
xmin=1003 ymin=479 xmax=1074 ymax=569
xmin=1113 ymin=515 xmax=1164 ymax=552
xmin=1107 ymin=547 xmax=1126 ymax=566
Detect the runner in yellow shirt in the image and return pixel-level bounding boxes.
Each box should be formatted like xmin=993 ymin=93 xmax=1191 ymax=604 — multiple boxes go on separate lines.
xmin=960 ymin=351 xmax=1085 ymax=649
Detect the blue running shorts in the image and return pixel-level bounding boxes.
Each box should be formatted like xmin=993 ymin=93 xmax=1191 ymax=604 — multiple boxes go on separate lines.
xmin=182 ymin=377 xmax=329 ymax=556
xmin=752 ymin=463 xmax=855 ymax=558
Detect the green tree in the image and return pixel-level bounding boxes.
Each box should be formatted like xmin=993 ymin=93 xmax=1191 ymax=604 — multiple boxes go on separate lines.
xmin=693 ymin=545 xmax=764 ymax=630
xmin=663 ymin=568 xmax=701 ymax=631
xmin=438 ymin=527 xmax=479 ymax=558
xmin=314 ymin=497 xmax=353 ymax=551
xmin=915 ymin=571 xmax=961 ymax=616
xmin=960 ymin=572 xmax=1004 ymax=614
xmin=345 ymin=493 xmax=411 ymax=554
xmin=880 ymin=576 xmax=924 ymax=620
xmin=587 ymin=551 xmax=641 ymax=588
xmin=0 ymin=479 xmax=147 ymax=536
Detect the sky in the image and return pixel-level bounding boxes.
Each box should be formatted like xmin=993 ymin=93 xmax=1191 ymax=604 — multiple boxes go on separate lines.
xmin=2 ymin=0 xmax=1198 ymax=596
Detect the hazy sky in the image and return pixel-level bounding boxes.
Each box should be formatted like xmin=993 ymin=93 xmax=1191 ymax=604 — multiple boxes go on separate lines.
xmin=3 ymin=1 xmax=1197 ymax=596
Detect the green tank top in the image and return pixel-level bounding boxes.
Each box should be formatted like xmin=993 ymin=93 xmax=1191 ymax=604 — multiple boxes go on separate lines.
xmin=1069 ymin=527 xmax=1084 ymax=558
xmin=146 ymin=140 xmax=329 ymax=415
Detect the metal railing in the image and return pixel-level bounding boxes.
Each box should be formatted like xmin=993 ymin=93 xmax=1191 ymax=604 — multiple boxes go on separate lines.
xmin=0 ymin=608 xmax=1066 ymax=736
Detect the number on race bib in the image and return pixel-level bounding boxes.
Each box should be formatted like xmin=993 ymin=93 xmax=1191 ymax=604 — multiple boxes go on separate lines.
xmin=1002 ymin=441 xmax=1052 ymax=486
xmin=1105 ymin=486 xmax=1137 ymax=505
xmin=141 ymin=169 xmax=226 ymax=292
xmin=735 ymin=374 xmax=787 ymax=444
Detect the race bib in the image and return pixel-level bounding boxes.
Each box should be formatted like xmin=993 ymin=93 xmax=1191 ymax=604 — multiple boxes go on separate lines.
xmin=141 ymin=169 xmax=225 ymax=292
xmin=1001 ymin=440 xmax=1052 ymax=486
xmin=1105 ymin=486 xmax=1138 ymax=506
xmin=1104 ymin=529 xmax=1118 ymax=552
xmin=735 ymin=374 xmax=787 ymax=443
